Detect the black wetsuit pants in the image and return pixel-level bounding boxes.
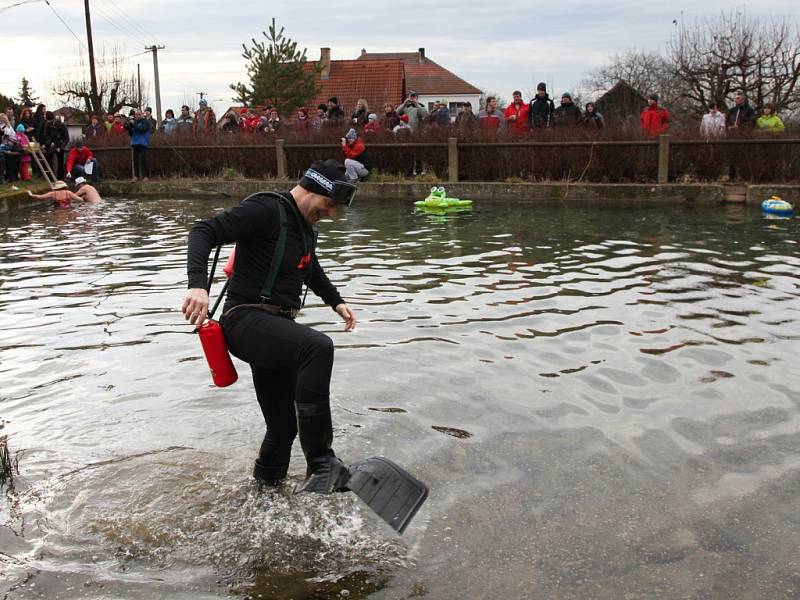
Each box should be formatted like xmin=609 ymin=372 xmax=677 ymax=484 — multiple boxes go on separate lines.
xmin=221 ymin=307 xmax=335 ymax=481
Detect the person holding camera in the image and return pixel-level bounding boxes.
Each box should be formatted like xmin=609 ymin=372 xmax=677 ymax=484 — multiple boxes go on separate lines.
xmin=341 ymin=128 xmax=370 ymax=183
xmin=396 ymin=91 xmax=429 ymax=132
xmin=125 ymin=109 xmax=152 ymax=182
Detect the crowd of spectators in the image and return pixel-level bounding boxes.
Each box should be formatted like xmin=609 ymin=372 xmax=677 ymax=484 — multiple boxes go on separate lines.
xmin=1 ymin=103 xmax=71 ymax=184
xmin=0 ymin=84 xmax=790 ymax=185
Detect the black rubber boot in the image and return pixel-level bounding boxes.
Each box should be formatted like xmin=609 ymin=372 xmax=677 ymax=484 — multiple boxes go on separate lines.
xmin=295 ymin=403 xmax=351 ymax=494
xmin=252 ymin=431 xmax=292 ymax=487
xmin=253 ymin=458 xmax=288 ymax=487
xmin=297 ymin=453 xmax=350 ymax=493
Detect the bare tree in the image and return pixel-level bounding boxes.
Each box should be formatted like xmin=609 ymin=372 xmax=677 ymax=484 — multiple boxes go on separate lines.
xmin=582 ymin=49 xmax=679 ymax=98
xmin=178 ymin=92 xmax=196 ymax=112
xmin=667 ymin=11 xmax=800 ymax=116
xmin=51 ymin=50 xmax=149 ymax=116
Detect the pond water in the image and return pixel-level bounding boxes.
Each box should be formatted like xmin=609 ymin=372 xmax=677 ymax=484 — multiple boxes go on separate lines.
xmin=1 ymin=198 xmax=799 ymax=599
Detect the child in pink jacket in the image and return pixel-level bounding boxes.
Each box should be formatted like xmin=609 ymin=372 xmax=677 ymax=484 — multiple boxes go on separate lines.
xmin=15 ymin=125 xmax=31 ymax=181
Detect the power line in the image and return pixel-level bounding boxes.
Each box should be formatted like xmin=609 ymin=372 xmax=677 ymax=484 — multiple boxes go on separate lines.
xmin=0 ymin=0 xmax=41 ymax=13
xmin=51 ymin=49 xmax=149 ymax=76
xmin=90 ymin=1 xmax=147 ymax=44
xmin=95 ymin=49 xmax=150 ymax=70
xmin=43 ymin=0 xmax=87 ymax=51
xmin=41 ymin=0 xmax=158 ymax=71
xmin=94 ymin=0 xmax=162 ymax=46
xmin=92 ymin=0 xmax=159 ymax=49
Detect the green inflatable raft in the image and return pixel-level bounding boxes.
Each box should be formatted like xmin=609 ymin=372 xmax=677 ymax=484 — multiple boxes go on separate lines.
xmin=414 ymin=187 xmax=473 ymax=209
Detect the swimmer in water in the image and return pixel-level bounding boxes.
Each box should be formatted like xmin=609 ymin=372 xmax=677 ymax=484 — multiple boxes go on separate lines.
xmin=27 ymin=180 xmax=87 ymax=208
xmin=73 ymin=176 xmax=103 ymax=203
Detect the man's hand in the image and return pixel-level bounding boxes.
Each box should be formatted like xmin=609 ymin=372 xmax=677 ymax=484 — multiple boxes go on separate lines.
xmin=182 ymin=288 xmax=210 ymax=328
xmin=335 ymin=303 xmax=356 ymax=332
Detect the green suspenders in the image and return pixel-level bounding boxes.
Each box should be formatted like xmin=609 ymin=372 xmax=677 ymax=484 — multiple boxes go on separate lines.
xmin=248 ymin=191 xmax=315 ymax=302
xmin=259 ymin=195 xmax=288 ymax=301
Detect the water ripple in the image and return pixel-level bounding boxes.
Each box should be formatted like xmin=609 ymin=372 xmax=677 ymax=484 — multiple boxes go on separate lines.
xmin=1 ymin=200 xmax=799 ymax=598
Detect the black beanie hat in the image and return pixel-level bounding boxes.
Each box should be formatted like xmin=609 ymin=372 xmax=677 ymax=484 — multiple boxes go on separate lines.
xmin=299 ymin=159 xmax=348 ymax=198
xmin=537 ymin=82 xmax=547 ymax=91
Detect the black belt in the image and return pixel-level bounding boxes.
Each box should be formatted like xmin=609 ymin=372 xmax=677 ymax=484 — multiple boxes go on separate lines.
xmin=223 ymin=302 xmax=300 ymax=320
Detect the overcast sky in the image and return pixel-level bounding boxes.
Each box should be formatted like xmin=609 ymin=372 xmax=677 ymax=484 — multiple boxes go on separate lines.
xmin=1 ymin=0 xmax=796 ymax=115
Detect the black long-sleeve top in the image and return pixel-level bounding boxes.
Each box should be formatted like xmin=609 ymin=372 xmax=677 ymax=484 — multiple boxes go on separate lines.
xmin=187 ymin=192 xmax=344 ymax=312
xmin=43 ymin=121 xmax=69 ymax=150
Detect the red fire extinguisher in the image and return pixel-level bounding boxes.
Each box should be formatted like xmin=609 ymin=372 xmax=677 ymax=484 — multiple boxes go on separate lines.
xmin=197 ymin=245 xmax=238 ymax=387
xmin=198 ymin=319 xmax=238 ymax=387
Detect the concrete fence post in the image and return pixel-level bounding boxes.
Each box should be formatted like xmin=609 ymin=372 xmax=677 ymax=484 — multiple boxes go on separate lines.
xmin=276 ymin=139 xmax=287 ymax=180
xmin=448 ymin=137 xmax=458 ymax=183
xmin=657 ymin=134 xmax=670 ymax=184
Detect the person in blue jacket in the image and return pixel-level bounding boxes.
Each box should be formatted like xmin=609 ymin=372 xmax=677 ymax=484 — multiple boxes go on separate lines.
xmin=125 ymin=109 xmax=152 ymax=181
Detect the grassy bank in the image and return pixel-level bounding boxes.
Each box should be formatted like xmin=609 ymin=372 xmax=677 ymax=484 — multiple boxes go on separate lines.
xmin=0 ymin=178 xmax=49 ymax=200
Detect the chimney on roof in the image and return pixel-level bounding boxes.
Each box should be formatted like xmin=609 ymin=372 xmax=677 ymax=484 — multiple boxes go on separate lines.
xmin=418 ymin=47 xmax=425 ymax=64
xmin=361 ymin=48 xmax=366 ymax=56
xmin=320 ymin=47 xmax=331 ymax=80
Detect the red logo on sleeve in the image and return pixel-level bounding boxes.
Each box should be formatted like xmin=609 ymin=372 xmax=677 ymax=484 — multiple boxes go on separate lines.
xmin=296 ymin=253 xmax=312 ymax=270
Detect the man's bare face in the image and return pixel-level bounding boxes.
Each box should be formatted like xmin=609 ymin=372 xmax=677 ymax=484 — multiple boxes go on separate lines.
xmin=301 ymin=193 xmax=338 ymax=225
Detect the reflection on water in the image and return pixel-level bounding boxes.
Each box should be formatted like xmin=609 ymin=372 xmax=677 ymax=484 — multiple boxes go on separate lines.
xmin=1 ymin=199 xmax=799 ymax=599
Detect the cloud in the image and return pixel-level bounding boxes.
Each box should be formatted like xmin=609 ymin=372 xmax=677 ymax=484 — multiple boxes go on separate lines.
xmin=2 ymin=1 xmax=797 ymax=112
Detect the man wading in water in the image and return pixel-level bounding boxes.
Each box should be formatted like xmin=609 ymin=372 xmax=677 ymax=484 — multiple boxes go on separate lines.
xmin=182 ymin=160 xmax=428 ymax=532
xmin=182 ymin=160 xmax=358 ymax=493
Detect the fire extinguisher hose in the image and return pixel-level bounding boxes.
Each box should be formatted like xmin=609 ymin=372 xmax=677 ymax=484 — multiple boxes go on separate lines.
xmin=205 ymin=245 xmax=229 ymax=322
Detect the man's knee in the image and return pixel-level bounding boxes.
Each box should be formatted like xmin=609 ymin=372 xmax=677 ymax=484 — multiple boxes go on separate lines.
xmin=300 ymin=332 xmax=334 ymax=364
xmin=310 ymin=332 xmax=334 ymax=357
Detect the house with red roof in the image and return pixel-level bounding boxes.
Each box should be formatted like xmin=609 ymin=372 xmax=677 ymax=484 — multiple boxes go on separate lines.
xmin=306 ymin=47 xmax=481 ymax=121
xmin=218 ymin=48 xmax=482 ymax=125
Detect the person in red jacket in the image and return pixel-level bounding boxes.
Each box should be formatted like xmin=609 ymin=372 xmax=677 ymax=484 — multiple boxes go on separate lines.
xmin=477 ymin=96 xmax=505 ymax=132
xmin=110 ymin=114 xmax=127 ymax=137
xmin=503 ymin=90 xmax=529 ymax=136
xmin=238 ymin=108 xmax=261 ymax=134
xmin=65 ymin=140 xmax=99 ymax=181
xmin=640 ymin=93 xmax=669 ymax=137
xmin=341 ymin=128 xmax=370 ymax=182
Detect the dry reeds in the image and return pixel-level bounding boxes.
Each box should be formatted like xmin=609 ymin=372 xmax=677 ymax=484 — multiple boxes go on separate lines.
xmin=86 ymin=123 xmax=800 ymax=183
xmin=0 ymin=434 xmax=19 ymax=490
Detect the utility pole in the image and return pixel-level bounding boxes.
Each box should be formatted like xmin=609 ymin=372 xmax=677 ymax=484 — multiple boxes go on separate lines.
xmin=145 ymin=44 xmax=166 ymax=126
xmin=83 ymin=0 xmax=101 ymax=114
xmin=197 ymin=91 xmax=207 ymax=102
xmin=136 ymin=63 xmax=142 ymax=109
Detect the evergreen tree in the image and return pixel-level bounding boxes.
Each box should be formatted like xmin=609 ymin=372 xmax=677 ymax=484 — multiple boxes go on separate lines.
xmin=17 ymin=77 xmax=39 ymax=107
xmin=0 ymin=91 xmax=17 ymax=112
xmin=230 ymin=19 xmax=320 ymax=116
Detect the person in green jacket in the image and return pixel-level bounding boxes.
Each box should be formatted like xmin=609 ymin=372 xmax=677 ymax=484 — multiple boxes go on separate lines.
xmin=756 ymin=103 xmax=785 ymax=134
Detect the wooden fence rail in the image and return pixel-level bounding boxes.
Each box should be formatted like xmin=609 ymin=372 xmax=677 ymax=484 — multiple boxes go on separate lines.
xmin=90 ymin=136 xmax=800 ymax=184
